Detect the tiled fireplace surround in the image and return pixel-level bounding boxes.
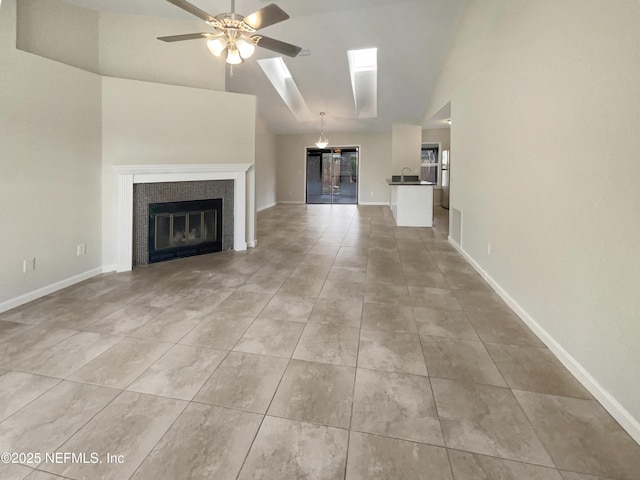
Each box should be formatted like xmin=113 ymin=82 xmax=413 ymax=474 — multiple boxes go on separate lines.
xmin=133 ymin=181 xmax=233 ymax=266
xmin=114 ymin=164 xmax=253 ymax=272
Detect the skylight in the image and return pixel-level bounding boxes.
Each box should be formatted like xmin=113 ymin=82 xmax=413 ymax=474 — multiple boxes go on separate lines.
xmin=347 ymin=48 xmax=378 ymax=118
xmin=258 ymin=57 xmax=311 ymax=121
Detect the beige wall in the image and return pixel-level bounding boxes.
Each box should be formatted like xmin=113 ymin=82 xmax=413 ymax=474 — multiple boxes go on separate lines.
xmin=15 ymin=0 xmax=225 ymax=91
xmin=100 ymin=76 xmax=257 ymax=266
xmin=275 ymin=131 xmax=392 ymax=205
xmin=391 ymin=124 xmax=422 ymax=175
xmin=0 ymin=0 xmax=102 ymax=307
xmin=99 ymin=11 xmax=225 ymax=91
xmin=16 ymin=0 xmax=99 ymax=73
xmin=422 ymin=128 xmax=450 ymax=151
xmin=255 ymin=115 xmax=277 ymax=211
xmin=425 ymin=0 xmax=640 ymax=435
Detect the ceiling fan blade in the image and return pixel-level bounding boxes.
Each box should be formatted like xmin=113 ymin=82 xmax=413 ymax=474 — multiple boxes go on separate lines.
xmin=157 ymin=33 xmax=213 ymax=42
xmin=166 ymin=0 xmax=216 ymax=23
xmin=244 ymin=4 xmax=289 ymax=30
xmin=253 ymin=35 xmax=302 ymax=57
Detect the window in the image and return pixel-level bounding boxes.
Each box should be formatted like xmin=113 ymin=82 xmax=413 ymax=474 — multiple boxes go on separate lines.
xmin=420 ymin=143 xmax=441 ymax=185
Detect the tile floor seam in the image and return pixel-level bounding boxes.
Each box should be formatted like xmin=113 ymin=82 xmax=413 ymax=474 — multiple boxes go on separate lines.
xmin=427 ymin=374 xmax=450 ymax=451
xmin=0 ymin=375 xmax=64 ymax=426
xmin=27 ymin=383 xmax=126 ymax=476
xmin=0 ymin=327 xmax=80 ymax=368
xmin=445 ymin=446 xmax=570 ymax=473
xmin=187 ymin=347 xmax=254 ymax=406
xmin=348 ymin=426 xmax=449 ymax=450
xmin=444 ymin=446 xmax=459 ymax=480
xmin=121 ymin=396 xmax=191 ymax=480
xmin=57 ymin=332 xmax=129 ymax=382
xmin=127 ymin=345 xmax=230 ymax=402
xmin=79 ymin=338 xmax=174 ymax=392
xmin=482 ymin=342 xmax=559 ymax=397
xmin=233 ymin=357 xmax=292 ymax=480
xmin=505 ymin=386 xmax=560 ymax=470
xmin=341 ymin=223 xmax=360 ymax=480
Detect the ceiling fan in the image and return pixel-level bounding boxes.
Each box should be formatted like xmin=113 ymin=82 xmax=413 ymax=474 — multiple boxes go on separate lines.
xmin=158 ymin=0 xmax=302 ymax=65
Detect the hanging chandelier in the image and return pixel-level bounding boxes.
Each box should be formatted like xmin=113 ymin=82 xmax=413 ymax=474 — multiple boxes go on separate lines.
xmin=315 ymin=112 xmax=329 ymax=148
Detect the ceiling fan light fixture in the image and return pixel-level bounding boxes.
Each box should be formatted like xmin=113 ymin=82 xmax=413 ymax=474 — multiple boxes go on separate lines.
xmin=226 ymin=47 xmax=243 ymax=65
xmin=207 ymin=37 xmax=227 ymax=56
xmin=315 ymin=112 xmax=329 ymax=148
xmin=236 ymin=37 xmax=256 ymax=59
xmin=160 ymin=1 xmax=302 ymax=63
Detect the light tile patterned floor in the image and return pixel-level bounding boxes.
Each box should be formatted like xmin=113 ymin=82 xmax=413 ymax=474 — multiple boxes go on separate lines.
xmin=1 ymin=205 xmax=639 ymax=480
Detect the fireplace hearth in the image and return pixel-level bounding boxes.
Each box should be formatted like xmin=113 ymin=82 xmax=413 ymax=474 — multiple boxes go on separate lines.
xmin=148 ymin=198 xmax=223 ymax=263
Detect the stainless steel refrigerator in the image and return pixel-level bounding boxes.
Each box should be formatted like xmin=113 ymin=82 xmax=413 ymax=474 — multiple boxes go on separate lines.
xmin=441 ymin=150 xmax=450 ymax=209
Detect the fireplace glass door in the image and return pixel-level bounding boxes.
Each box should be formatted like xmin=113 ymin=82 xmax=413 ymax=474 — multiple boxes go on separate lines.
xmin=148 ymin=198 xmax=222 ymax=263
xmin=154 ymin=210 xmax=216 ymax=251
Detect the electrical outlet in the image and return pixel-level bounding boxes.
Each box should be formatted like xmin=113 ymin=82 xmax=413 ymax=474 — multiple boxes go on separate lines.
xmin=77 ymin=244 xmax=86 ymax=256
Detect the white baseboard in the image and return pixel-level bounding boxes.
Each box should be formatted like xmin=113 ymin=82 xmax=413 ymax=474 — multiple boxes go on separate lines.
xmin=277 ymin=201 xmax=304 ymax=205
xmin=247 ymin=240 xmax=257 ymax=248
xmin=0 ymin=266 xmax=105 ymax=314
xmin=448 ymin=236 xmax=640 ymax=445
xmin=358 ymin=201 xmax=388 ymax=206
xmin=257 ymin=202 xmax=277 ymax=213
xmin=102 ymin=264 xmax=118 ymax=273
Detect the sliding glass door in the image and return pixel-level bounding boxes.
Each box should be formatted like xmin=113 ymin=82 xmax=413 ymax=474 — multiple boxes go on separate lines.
xmin=306 ymin=147 xmax=358 ymax=204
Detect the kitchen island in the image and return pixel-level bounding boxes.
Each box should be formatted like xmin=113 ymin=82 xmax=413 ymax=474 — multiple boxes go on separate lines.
xmin=387 ymin=178 xmax=435 ymax=227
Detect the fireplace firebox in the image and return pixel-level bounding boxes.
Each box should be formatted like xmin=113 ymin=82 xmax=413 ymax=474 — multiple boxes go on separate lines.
xmin=148 ymin=198 xmax=223 ymax=263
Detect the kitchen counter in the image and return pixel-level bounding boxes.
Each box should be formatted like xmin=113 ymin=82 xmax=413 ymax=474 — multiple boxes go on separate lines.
xmin=388 ymin=178 xmax=434 ymax=227
xmin=386 ymin=179 xmax=436 ymax=186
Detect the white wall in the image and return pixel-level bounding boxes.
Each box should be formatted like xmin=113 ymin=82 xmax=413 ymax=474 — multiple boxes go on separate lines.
xmin=425 ymin=0 xmax=640 ymax=437
xmin=0 ymin=0 xmax=102 ymax=308
xmin=275 ymin=131 xmax=392 ymax=205
xmin=391 ymin=124 xmax=422 ymax=174
xmin=16 ymin=0 xmax=99 ymax=73
xmin=101 ymin=76 xmax=257 ymax=267
xmin=255 ymin=115 xmax=277 ymax=211
xmin=99 ymin=11 xmax=225 ymax=91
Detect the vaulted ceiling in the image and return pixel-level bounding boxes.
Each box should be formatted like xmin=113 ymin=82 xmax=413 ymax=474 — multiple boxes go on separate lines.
xmin=66 ymin=0 xmax=466 ymax=134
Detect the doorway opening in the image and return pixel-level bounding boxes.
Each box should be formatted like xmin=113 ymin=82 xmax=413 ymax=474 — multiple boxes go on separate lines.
xmin=306 ymin=147 xmax=358 ymax=204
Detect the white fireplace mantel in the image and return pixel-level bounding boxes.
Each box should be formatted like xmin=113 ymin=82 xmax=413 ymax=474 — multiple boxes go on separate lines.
xmin=114 ymin=163 xmax=253 ymax=272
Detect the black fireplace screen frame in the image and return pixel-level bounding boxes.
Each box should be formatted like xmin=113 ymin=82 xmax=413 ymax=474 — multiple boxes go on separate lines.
xmin=148 ymin=198 xmax=223 ymax=264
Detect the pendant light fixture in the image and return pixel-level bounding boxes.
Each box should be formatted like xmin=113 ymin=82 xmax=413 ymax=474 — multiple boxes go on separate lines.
xmin=315 ymin=112 xmax=329 ymax=148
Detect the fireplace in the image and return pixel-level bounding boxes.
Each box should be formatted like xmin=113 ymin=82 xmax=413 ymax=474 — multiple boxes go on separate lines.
xmin=132 ymin=180 xmax=234 ymax=266
xmin=148 ymin=198 xmax=223 ymax=263
xmin=113 ymin=163 xmax=254 ymax=273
